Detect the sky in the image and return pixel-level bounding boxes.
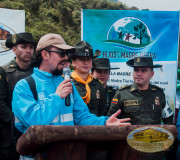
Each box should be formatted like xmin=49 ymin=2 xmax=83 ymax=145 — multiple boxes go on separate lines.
xmin=118 ymin=0 xmax=180 ymax=11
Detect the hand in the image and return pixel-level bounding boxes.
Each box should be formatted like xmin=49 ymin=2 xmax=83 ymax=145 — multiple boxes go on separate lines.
xmin=106 ymin=110 xmax=131 ymax=126
xmin=55 ymin=79 xmax=73 ymax=99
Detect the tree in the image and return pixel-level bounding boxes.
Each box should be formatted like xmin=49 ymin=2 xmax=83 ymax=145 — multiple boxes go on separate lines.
xmin=0 ymin=0 xmax=136 ymax=44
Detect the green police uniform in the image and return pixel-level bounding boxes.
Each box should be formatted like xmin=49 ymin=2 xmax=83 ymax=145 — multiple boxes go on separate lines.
xmin=92 ymin=58 xmax=119 ymax=116
xmin=108 ymin=82 xmax=173 ymax=125
xmin=104 ymin=85 xmax=117 ymax=115
xmin=0 ymin=32 xmax=34 ymax=160
xmin=0 ymin=58 xmax=33 ymax=159
xmin=72 ymin=77 xmax=106 ymax=116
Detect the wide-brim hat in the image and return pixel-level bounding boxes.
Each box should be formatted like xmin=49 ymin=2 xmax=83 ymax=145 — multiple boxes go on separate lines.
xmin=5 ymin=32 xmax=35 ymax=49
xmin=36 ymin=33 xmax=75 ymax=53
xmin=69 ymin=40 xmax=101 ymax=59
xmin=92 ymin=58 xmax=119 ymax=70
xmin=126 ymin=57 xmax=162 ymax=68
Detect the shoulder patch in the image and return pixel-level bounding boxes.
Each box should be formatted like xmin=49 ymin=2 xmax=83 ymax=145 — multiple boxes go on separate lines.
xmin=112 ymin=98 xmax=118 ymax=104
xmin=9 ymin=64 xmax=15 ymax=68
xmin=118 ymin=85 xmax=130 ymax=91
xmin=151 ymin=85 xmax=163 ymax=91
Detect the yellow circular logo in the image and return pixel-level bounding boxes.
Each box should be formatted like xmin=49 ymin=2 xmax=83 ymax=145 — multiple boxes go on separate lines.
xmin=127 ymin=126 xmax=174 ymax=153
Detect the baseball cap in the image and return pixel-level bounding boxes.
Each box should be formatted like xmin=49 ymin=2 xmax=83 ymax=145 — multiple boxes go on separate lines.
xmin=36 ymin=33 xmax=75 ymax=52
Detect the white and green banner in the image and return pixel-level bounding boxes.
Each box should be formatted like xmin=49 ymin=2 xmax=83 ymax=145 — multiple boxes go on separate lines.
xmin=0 ymin=8 xmax=25 ymax=66
xmin=82 ymin=9 xmax=179 ymax=110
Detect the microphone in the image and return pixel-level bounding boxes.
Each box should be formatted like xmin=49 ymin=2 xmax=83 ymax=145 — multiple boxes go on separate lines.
xmin=63 ymin=67 xmax=71 ymax=106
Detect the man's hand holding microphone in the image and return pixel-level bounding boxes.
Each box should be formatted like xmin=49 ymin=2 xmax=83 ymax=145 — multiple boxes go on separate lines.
xmin=55 ymin=67 xmax=72 ymax=106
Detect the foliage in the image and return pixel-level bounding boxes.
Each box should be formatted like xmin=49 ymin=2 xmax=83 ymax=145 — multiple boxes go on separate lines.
xmin=0 ymin=0 xmax=137 ymax=45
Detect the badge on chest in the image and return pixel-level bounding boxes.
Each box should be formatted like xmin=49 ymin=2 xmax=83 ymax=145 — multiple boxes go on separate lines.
xmin=124 ymin=100 xmax=139 ymax=106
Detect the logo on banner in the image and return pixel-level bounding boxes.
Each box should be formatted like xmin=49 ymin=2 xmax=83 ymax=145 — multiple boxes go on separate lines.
xmin=0 ymin=23 xmax=15 ymax=53
xmin=127 ymin=126 xmax=174 ymax=153
xmin=105 ymin=17 xmax=153 ymax=50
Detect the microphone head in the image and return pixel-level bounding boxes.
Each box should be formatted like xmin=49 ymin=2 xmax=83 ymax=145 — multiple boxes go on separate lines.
xmin=63 ymin=67 xmax=71 ymax=75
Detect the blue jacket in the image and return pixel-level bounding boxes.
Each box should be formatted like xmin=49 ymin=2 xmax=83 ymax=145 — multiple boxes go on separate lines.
xmin=12 ymin=68 xmax=108 ymax=133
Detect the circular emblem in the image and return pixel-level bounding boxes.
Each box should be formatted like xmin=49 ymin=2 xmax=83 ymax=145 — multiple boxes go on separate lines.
xmin=12 ymin=34 xmax=17 ymax=44
xmin=127 ymin=126 xmax=174 ymax=153
xmin=0 ymin=23 xmax=16 ymax=53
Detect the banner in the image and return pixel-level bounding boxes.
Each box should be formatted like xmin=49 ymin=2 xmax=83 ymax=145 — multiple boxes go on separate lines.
xmin=82 ymin=9 xmax=179 ymax=111
xmin=0 ymin=8 xmax=25 ymax=66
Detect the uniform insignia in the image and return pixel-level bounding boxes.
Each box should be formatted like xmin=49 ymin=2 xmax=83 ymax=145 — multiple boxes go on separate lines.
xmin=112 ymin=98 xmax=118 ymax=104
xmin=137 ymin=58 xmax=140 ymax=62
xmin=118 ymin=85 xmax=130 ymax=90
xmin=96 ymin=90 xmax=100 ymax=99
xmin=9 ymin=65 xmax=15 ymax=68
xmin=0 ymin=75 xmax=1 ymax=80
xmin=124 ymin=100 xmax=138 ymax=106
xmin=155 ymin=96 xmax=160 ymax=105
xmin=131 ymin=88 xmax=136 ymax=91
xmin=12 ymin=34 xmax=17 ymax=44
xmin=108 ymin=90 xmax=112 ymax=92
xmin=98 ymin=79 xmax=103 ymax=84
xmin=85 ymin=48 xmax=89 ymax=56
xmin=152 ymin=88 xmax=156 ymax=91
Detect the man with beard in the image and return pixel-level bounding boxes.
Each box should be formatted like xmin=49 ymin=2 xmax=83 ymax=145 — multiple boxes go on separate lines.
xmin=12 ymin=33 xmax=131 ymax=159
xmin=0 ymin=32 xmax=35 ymax=160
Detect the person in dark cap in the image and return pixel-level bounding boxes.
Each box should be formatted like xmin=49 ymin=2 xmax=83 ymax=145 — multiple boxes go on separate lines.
xmin=108 ymin=56 xmax=173 ymax=160
xmin=91 ymin=58 xmax=119 ymax=115
xmin=70 ymin=41 xmax=109 ymax=160
xmin=70 ymin=40 xmax=106 ymax=117
xmin=0 ymin=32 xmax=35 ymax=160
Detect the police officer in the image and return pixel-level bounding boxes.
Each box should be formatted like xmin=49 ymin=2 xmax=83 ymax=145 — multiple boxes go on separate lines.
xmin=0 ymin=32 xmax=35 ymax=160
xmin=108 ymin=56 xmax=173 ymax=125
xmin=108 ymin=56 xmax=173 ymax=160
xmin=91 ymin=58 xmax=119 ymax=115
xmin=69 ymin=40 xmax=106 ymax=117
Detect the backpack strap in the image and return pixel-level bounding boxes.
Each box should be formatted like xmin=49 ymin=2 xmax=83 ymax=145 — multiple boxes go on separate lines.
xmin=24 ymin=75 xmax=38 ymax=101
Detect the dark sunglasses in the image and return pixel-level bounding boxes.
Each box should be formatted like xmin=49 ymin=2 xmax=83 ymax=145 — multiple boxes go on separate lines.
xmin=47 ymin=50 xmax=69 ymax=58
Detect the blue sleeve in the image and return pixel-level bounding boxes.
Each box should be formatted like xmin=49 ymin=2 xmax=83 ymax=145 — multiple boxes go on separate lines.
xmin=72 ymin=85 xmax=109 ymax=125
xmin=12 ymin=79 xmax=64 ymax=128
xmin=177 ymin=111 xmax=180 ymax=141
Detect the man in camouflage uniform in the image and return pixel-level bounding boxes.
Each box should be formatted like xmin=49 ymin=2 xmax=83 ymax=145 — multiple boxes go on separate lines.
xmin=0 ymin=32 xmax=35 ymax=160
xmin=91 ymin=58 xmax=119 ymax=115
xmin=108 ymin=56 xmax=173 ymax=160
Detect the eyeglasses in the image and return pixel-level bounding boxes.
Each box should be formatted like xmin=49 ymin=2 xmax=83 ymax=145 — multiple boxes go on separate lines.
xmin=46 ymin=50 xmax=69 ymax=58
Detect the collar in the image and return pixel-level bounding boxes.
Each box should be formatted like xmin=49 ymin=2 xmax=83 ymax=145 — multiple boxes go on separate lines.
xmin=130 ymin=82 xmax=154 ymax=92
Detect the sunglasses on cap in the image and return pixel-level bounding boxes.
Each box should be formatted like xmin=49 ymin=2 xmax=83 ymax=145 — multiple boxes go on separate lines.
xmin=46 ymin=50 xmax=69 ymax=58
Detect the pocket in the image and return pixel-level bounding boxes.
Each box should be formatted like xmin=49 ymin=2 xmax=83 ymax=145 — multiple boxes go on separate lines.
xmin=153 ymin=105 xmax=162 ymax=113
xmin=124 ymin=105 xmax=140 ymax=113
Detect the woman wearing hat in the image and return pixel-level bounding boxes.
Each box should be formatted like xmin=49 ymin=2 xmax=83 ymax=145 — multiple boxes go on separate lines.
xmin=70 ymin=40 xmax=107 ymax=160
xmin=69 ymin=40 xmax=106 ymax=117
xmin=91 ymin=58 xmax=119 ymax=115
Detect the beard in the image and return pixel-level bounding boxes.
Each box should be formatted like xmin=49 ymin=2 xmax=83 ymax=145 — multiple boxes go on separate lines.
xmin=52 ymin=61 xmax=63 ymax=76
xmin=51 ymin=60 xmax=69 ymax=76
xmin=52 ymin=68 xmax=63 ymax=76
